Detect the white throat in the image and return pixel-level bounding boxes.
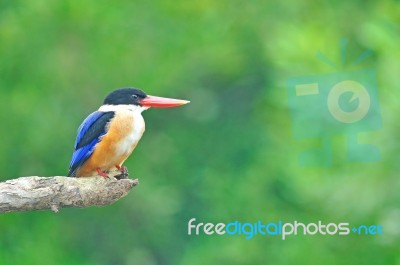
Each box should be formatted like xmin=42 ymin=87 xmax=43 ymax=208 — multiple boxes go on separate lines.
xmin=98 ymin=104 xmax=149 ymax=113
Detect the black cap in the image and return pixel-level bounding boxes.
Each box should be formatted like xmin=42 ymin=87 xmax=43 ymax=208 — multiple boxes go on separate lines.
xmin=103 ymin=88 xmax=147 ymax=105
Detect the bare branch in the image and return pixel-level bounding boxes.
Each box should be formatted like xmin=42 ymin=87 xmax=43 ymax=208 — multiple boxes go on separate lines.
xmin=0 ymin=173 xmax=138 ymax=214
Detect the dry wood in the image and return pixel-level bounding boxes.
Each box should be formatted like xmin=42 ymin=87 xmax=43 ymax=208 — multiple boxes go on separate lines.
xmin=0 ymin=172 xmax=138 ymax=213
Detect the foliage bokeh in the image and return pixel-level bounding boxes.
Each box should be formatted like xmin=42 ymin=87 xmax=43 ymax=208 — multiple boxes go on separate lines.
xmin=0 ymin=1 xmax=399 ymax=264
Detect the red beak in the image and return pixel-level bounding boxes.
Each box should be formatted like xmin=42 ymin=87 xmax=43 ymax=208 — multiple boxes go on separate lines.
xmin=140 ymin=95 xmax=190 ymax=108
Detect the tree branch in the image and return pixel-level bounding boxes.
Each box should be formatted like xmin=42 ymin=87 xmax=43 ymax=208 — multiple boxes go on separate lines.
xmin=0 ymin=172 xmax=138 ymax=214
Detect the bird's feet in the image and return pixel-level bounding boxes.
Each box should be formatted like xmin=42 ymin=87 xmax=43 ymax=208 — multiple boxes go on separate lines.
xmin=96 ymin=168 xmax=110 ymax=179
xmin=115 ymin=165 xmax=129 ymax=180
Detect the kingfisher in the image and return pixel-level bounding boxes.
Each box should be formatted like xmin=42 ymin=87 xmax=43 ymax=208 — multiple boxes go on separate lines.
xmin=68 ymin=88 xmax=189 ymax=178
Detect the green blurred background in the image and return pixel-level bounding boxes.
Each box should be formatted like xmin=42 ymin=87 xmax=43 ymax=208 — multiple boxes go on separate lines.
xmin=0 ymin=1 xmax=399 ymax=264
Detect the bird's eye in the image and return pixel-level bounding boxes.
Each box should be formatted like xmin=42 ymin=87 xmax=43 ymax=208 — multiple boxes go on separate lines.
xmin=131 ymin=94 xmax=139 ymax=100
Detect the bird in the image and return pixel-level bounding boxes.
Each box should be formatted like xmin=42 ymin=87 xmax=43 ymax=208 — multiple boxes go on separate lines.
xmin=68 ymin=87 xmax=189 ymax=178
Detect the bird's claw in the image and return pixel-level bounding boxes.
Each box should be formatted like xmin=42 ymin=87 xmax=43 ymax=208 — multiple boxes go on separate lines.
xmin=96 ymin=168 xmax=110 ymax=179
xmin=115 ymin=165 xmax=129 ymax=180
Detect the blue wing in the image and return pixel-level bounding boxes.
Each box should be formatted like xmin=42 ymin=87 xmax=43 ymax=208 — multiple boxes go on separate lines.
xmin=68 ymin=111 xmax=115 ymax=177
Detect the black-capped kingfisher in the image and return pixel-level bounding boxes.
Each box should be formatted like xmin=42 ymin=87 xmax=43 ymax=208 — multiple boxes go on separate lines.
xmin=68 ymin=88 xmax=189 ymax=178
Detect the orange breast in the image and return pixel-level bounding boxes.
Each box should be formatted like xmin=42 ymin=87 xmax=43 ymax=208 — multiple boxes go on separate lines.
xmin=76 ymin=110 xmax=145 ymax=177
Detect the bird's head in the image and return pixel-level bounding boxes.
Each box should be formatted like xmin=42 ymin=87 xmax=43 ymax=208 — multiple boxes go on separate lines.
xmin=102 ymin=88 xmax=190 ymax=111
